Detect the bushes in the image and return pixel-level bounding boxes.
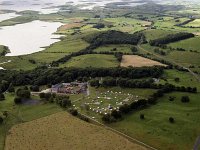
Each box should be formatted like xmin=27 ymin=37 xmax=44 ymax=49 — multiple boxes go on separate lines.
xmin=69 ymin=108 xmax=78 ymax=116
xmin=0 ymin=116 xmax=3 ymax=124
xmin=114 ymin=52 xmax=123 ymax=62
xmin=140 ymin=114 xmax=145 ymax=120
xmin=169 ymin=117 xmax=175 ymax=123
xmin=102 ymin=114 xmax=113 ymax=123
xmin=93 ymin=23 xmax=105 ymax=29
xmin=56 ymin=95 xmax=71 ymax=108
xmin=16 ymin=89 xmax=30 ymax=99
xmin=7 ymin=84 xmax=15 ymax=93
xmin=0 ymin=93 xmax=5 ymax=101
xmin=30 ymin=85 xmax=39 ymax=92
xmin=181 ymin=96 xmax=190 ymax=103
xmin=111 ymin=110 xmax=122 ymax=119
xmin=14 ymin=97 xmax=22 ymax=104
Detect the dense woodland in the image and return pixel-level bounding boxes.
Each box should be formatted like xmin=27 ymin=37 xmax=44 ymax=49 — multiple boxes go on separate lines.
xmin=0 ymin=66 xmax=164 ymax=92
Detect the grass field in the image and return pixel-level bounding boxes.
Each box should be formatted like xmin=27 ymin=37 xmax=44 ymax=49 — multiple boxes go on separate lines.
xmin=166 ymin=51 xmax=200 ymax=67
xmin=74 ymin=86 xmax=156 ymax=120
xmin=121 ymin=55 xmax=166 ymax=67
xmin=109 ymin=92 xmax=200 ymax=150
xmin=143 ymin=29 xmax=177 ymax=41
xmin=94 ymin=44 xmax=133 ymax=53
xmin=160 ymin=69 xmax=200 ymax=91
xmin=0 ymin=56 xmax=37 ymax=70
xmin=5 ymin=112 xmax=147 ymax=150
xmin=104 ymin=17 xmax=151 ymax=33
xmin=168 ymin=37 xmax=200 ymax=52
xmin=184 ymin=19 xmax=200 ymax=27
xmin=61 ymin=54 xmax=119 ymax=68
xmin=0 ymin=93 xmax=62 ymax=150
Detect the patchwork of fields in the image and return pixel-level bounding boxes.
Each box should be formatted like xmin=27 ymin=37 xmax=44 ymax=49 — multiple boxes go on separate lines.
xmin=1 ymin=2 xmax=200 ymax=150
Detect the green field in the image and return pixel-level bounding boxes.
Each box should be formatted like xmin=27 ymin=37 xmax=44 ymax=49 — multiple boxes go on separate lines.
xmin=160 ymin=69 xmax=200 ymax=91
xmin=169 ymin=37 xmax=200 ymax=52
xmin=143 ymin=29 xmax=177 ymax=41
xmin=0 ymin=93 xmax=62 ymax=150
xmin=60 ymin=54 xmax=119 ymax=68
xmin=185 ymin=19 xmax=200 ymax=27
xmin=94 ymin=44 xmax=133 ymax=53
xmin=166 ymin=51 xmax=200 ymax=67
xmin=109 ymin=92 xmax=200 ymax=150
xmin=74 ymin=86 xmax=156 ymax=120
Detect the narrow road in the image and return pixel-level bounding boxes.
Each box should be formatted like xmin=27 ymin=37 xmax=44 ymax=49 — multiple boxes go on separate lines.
xmin=80 ymin=113 xmax=158 ymax=150
xmin=137 ymin=45 xmax=200 ymax=82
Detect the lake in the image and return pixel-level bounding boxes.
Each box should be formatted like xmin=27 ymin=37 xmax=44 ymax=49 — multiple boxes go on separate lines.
xmin=0 ymin=0 xmax=145 ymax=56
xmin=0 ymin=20 xmax=63 ymax=56
xmin=0 ymin=13 xmax=20 ymax=22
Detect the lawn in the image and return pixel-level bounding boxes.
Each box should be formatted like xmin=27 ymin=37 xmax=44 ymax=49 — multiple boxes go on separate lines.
xmin=60 ymin=54 xmax=119 ymax=68
xmin=5 ymin=112 xmax=146 ymax=150
xmin=109 ymin=92 xmax=200 ymax=150
xmin=0 ymin=93 xmax=62 ymax=150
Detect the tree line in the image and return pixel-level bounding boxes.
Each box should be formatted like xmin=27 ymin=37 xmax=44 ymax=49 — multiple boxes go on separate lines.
xmin=90 ymin=77 xmax=197 ymax=93
xmin=102 ymin=83 xmax=196 ymax=123
xmin=0 ymin=66 xmax=164 ymax=91
xmin=149 ymin=32 xmax=194 ymax=46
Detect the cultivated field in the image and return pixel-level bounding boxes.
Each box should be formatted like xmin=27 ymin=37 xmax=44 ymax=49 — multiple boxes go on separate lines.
xmin=5 ymin=112 xmax=147 ymax=150
xmin=121 ymin=55 xmax=166 ymax=67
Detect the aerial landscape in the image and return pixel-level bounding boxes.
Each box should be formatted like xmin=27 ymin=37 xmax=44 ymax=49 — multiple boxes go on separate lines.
xmin=0 ymin=0 xmax=200 ymax=150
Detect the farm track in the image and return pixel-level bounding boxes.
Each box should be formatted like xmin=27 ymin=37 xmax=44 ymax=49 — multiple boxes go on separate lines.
xmin=80 ymin=113 xmax=158 ymax=150
xmin=137 ymin=45 xmax=200 ymax=82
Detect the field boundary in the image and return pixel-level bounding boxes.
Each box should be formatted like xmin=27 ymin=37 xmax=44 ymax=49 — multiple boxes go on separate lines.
xmin=137 ymin=45 xmax=200 ymax=82
xmin=80 ymin=113 xmax=158 ymax=150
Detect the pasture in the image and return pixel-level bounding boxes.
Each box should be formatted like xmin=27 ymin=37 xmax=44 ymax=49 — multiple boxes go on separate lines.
xmin=0 ymin=93 xmax=62 ymax=150
xmin=160 ymin=69 xmax=200 ymax=91
xmin=120 ymin=55 xmax=166 ymax=67
xmin=168 ymin=37 xmax=200 ymax=52
xmin=109 ymin=92 xmax=200 ymax=150
xmin=94 ymin=44 xmax=133 ymax=53
xmin=184 ymin=19 xmax=200 ymax=27
xmin=61 ymin=54 xmax=119 ymax=68
xmin=5 ymin=112 xmax=147 ymax=150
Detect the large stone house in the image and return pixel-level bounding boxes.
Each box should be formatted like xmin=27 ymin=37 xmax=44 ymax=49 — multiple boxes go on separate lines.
xmin=51 ymin=82 xmax=87 ymax=94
